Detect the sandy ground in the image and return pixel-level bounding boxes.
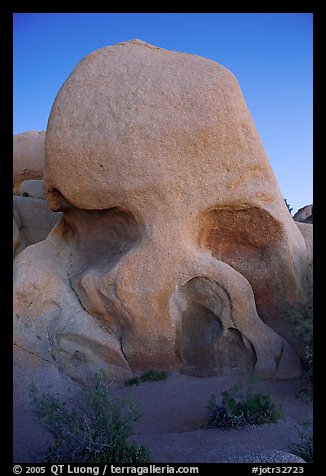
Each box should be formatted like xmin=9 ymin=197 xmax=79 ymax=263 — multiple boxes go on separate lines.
xmin=14 ymin=372 xmax=312 ymax=463
xmin=111 ymin=372 xmax=312 ymax=463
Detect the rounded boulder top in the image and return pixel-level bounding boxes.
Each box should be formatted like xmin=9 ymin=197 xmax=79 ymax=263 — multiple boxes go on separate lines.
xmin=44 ymin=39 xmax=281 ymax=215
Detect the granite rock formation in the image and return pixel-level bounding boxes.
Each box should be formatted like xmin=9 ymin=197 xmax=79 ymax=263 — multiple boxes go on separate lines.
xmin=14 ymin=40 xmax=312 ymax=391
xmin=13 ymin=131 xmax=45 ymax=194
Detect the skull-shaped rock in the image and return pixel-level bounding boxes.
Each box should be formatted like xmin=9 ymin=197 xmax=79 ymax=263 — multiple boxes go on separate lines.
xmin=19 ymin=40 xmax=310 ymax=381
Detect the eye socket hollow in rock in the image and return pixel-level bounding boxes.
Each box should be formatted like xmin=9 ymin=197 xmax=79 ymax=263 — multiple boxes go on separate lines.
xmin=61 ymin=206 xmax=142 ymax=338
xmin=197 ymin=205 xmax=285 ymax=264
xmin=195 ymin=205 xmax=290 ymax=319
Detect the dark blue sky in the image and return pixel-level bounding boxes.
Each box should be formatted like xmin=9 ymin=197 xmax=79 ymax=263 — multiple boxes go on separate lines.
xmin=13 ymin=13 xmax=312 ymax=213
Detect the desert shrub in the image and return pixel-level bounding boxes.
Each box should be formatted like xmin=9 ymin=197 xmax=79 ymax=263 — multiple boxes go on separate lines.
xmin=284 ymin=198 xmax=293 ymax=215
xmin=296 ymin=386 xmax=313 ymax=402
xmin=285 ymin=307 xmax=313 ymax=385
xmin=125 ymin=376 xmax=141 ymax=387
xmin=140 ymin=370 xmax=169 ymax=382
xmin=30 ymin=370 xmax=150 ymax=463
xmin=286 ymin=308 xmax=313 ymax=346
xmin=289 ymin=423 xmax=313 ymax=463
xmin=206 ymin=384 xmax=282 ymax=430
xmin=125 ymin=370 xmax=169 ymax=386
xmin=22 ymin=191 xmax=29 ymax=197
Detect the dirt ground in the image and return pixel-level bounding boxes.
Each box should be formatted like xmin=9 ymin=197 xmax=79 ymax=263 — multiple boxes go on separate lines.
xmin=111 ymin=372 xmax=313 ymax=463
xmin=13 ymin=371 xmax=312 ymax=464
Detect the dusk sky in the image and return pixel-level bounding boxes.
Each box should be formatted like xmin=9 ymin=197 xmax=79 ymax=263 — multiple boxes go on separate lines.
xmin=13 ymin=13 xmax=313 ymax=214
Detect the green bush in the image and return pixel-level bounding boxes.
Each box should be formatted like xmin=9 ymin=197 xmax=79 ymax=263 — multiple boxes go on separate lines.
xmin=125 ymin=370 xmax=169 ymax=386
xmin=289 ymin=423 xmax=313 ymax=463
xmin=296 ymin=386 xmax=313 ymax=402
xmin=286 ymin=308 xmax=313 ymax=346
xmin=284 ymin=198 xmax=293 ymax=215
xmin=124 ymin=376 xmax=141 ymax=386
xmin=285 ymin=307 xmax=313 ymax=385
xmin=206 ymin=384 xmax=282 ymax=429
xmin=30 ymin=370 xmax=150 ymax=463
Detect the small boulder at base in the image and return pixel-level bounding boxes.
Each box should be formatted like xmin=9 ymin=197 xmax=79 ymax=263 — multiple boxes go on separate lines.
xmin=20 ymin=179 xmax=45 ymax=199
xmin=13 ymin=196 xmax=62 ymax=257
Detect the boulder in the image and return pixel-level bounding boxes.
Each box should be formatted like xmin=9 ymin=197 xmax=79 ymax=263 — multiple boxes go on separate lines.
xmin=13 ymin=131 xmax=45 ymax=194
xmin=293 ymin=204 xmax=313 ymax=223
xmin=13 ymin=38 xmax=313 ymax=462
xmin=15 ymin=39 xmax=311 ymax=392
xmin=13 ymin=209 xmax=26 ymax=257
xmin=13 ymin=196 xmax=62 ymax=257
xmin=13 ymin=219 xmax=133 ymax=461
xmin=289 ymin=222 xmax=313 ymax=351
xmin=20 ymin=179 xmax=45 ymax=199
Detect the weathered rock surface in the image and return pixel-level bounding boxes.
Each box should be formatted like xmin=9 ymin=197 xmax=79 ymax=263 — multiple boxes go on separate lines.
xmin=13 ymin=341 xmax=79 ymax=462
xmin=43 ymin=39 xmax=309 ymax=377
xmin=13 ymin=131 xmax=45 ymax=194
xmin=13 ymin=196 xmax=62 ymax=257
xmin=288 ymin=222 xmax=313 ymax=352
xmin=293 ymin=204 xmax=313 ymax=223
xmin=13 ymin=208 xmax=26 ymax=257
xmin=14 ymin=222 xmax=133 ymax=400
xmin=14 ymin=40 xmax=312 ymax=411
xmin=20 ymin=179 xmax=45 ymax=199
